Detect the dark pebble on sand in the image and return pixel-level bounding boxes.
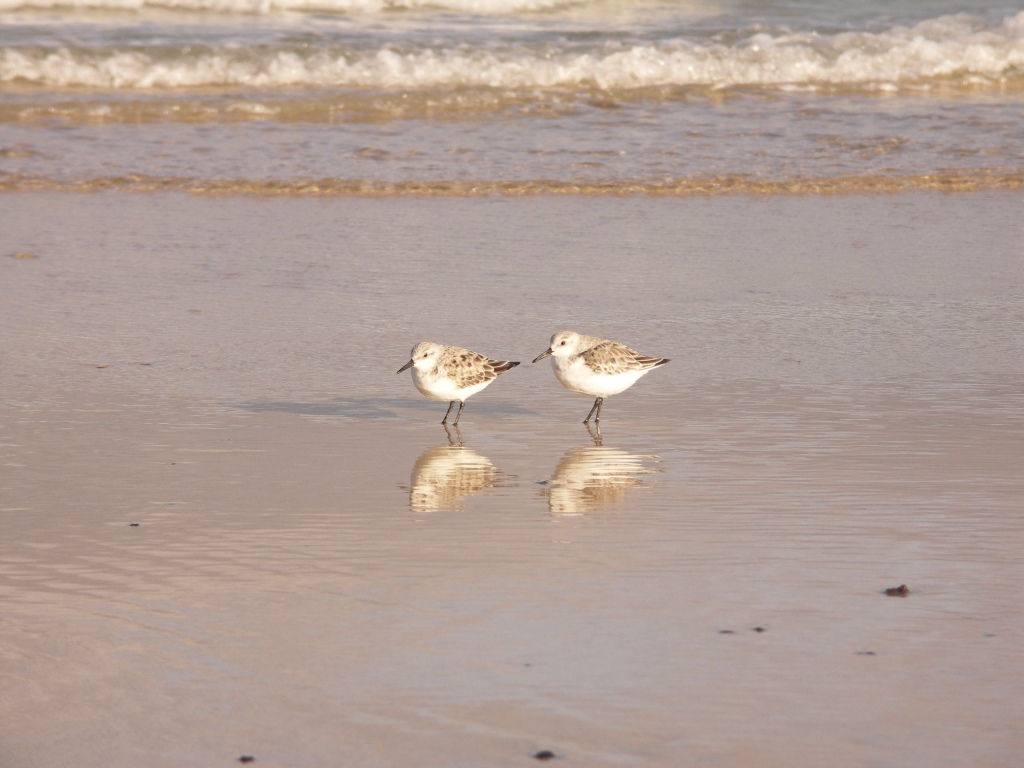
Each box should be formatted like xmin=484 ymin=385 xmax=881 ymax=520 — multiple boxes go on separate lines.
xmin=718 ymin=630 xmax=735 ymax=634
xmin=855 ymin=651 xmax=877 ymax=656
xmin=238 ymin=757 xmax=255 ymax=764
xmin=885 ymin=585 xmax=909 ymax=597
xmin=752 ymin=626 xmax=766 ymax=633
xmin=534 ymin=750 xmax=557 ymax=760
xmin=128 ymin=522 xmax=140 ymax=527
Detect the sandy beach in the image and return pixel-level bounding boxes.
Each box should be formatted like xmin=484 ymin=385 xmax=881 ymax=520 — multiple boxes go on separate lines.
xmin=2 ymin=190 xmax=1023 ymax=766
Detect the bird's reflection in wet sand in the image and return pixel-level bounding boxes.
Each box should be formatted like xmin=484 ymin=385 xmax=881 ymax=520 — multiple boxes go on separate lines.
xmin=543 ymin=424 xmax=660 ymax=517
xmin=406 ymin=425 xmax=511 ymax=513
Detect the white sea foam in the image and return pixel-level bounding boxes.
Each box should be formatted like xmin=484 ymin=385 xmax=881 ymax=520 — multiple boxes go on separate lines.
xmin=2 ymin=12 xmax=1023 ymax=90
xmin=0 ymin=0 xmax=585 ymax=12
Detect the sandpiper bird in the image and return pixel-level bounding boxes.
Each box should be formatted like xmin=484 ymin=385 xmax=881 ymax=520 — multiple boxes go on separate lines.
xmin=533 ymin=331 xmax=669 ymax=423
xmin=398 ymin=342 xmax=520 ymax=425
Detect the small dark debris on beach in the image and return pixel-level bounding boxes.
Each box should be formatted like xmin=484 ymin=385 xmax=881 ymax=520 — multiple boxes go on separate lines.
xmin=855 ymin=651 xmax=877 ymax=656
xmin=752 ymin=626 xmax=766 ymax=633
xmin=718 ymin=630 xmax=735 ymax=634
xmin=238 ymin=756 xmax=255 ymax=764
xmin=885 ymin=584 xmax=910 ymax=597
xmin=533 ymin=750 xmax=557 ymax=760
xmin=128 ymin=523 xmax=140 ymax=527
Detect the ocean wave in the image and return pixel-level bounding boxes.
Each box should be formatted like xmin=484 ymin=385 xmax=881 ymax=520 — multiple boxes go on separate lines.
xmin=2 ymin=12 xmax=1023 ymax=90
xmin=0 ymin=0 xmax=588 ymax=13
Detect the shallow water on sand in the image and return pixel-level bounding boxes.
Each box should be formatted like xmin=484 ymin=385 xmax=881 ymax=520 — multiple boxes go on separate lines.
xmin=2 ymin=192 xmax=1023 ymax=766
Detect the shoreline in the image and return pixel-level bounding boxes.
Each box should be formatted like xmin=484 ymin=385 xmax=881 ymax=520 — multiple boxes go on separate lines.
xmin=4 ymin=169 xmax=1024 ymax=196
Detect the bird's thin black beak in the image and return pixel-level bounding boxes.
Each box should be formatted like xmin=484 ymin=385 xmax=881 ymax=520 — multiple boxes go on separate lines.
xmin=397 ymin=360 xmax=414 ymax=374
xmin=532 ymin=349 xmax=552 ymax=363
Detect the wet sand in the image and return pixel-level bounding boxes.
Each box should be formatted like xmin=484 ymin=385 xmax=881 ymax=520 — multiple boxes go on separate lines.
xmin=2 ymin=191 xmax=1023 ymax=767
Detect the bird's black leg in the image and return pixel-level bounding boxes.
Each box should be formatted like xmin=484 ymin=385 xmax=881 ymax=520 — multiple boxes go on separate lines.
xmin=441 ymin=401 xmax=456 ymax=424
xmin=595 ymin=397 xmax=604 ymax=422
xmin=583 ymin=397 xmax=603 ymax=424
xmin=452 ymin=401 xmax=466 ymax=426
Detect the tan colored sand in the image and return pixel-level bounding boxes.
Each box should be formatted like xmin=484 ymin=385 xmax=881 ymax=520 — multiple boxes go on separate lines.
xmin=2 ymin=192 xmax=1023 ymax=767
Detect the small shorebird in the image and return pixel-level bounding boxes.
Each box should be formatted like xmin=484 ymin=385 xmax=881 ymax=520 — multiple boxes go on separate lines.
xmin=398 ymin=342 xmax=520 ymax=425
xmin=533 ymin=331 xmax=669 ymax=423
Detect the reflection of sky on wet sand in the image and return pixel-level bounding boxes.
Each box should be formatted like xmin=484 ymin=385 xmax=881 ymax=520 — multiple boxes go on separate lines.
xmin=544 ymin=435 xmax=659 ymax=517
xmin=406 ymin=427 xmax=511 ymax=513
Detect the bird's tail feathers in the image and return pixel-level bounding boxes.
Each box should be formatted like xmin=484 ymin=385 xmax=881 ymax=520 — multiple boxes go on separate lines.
xmin=492 ymin=360 xmax=521 ymax=374
xmin=636 ymin=356 xmax=670 ymax=369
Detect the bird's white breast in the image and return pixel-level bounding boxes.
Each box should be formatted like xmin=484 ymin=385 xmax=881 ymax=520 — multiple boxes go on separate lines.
xmin=551 ymin=356 xmax=647 ymax=397
xmin=413 ymin=367 xmax=489 ymax=402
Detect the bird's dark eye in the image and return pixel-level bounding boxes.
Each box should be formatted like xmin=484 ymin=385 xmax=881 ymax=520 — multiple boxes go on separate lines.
xmin=560 ymin=341 xmax=566 ymax=345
